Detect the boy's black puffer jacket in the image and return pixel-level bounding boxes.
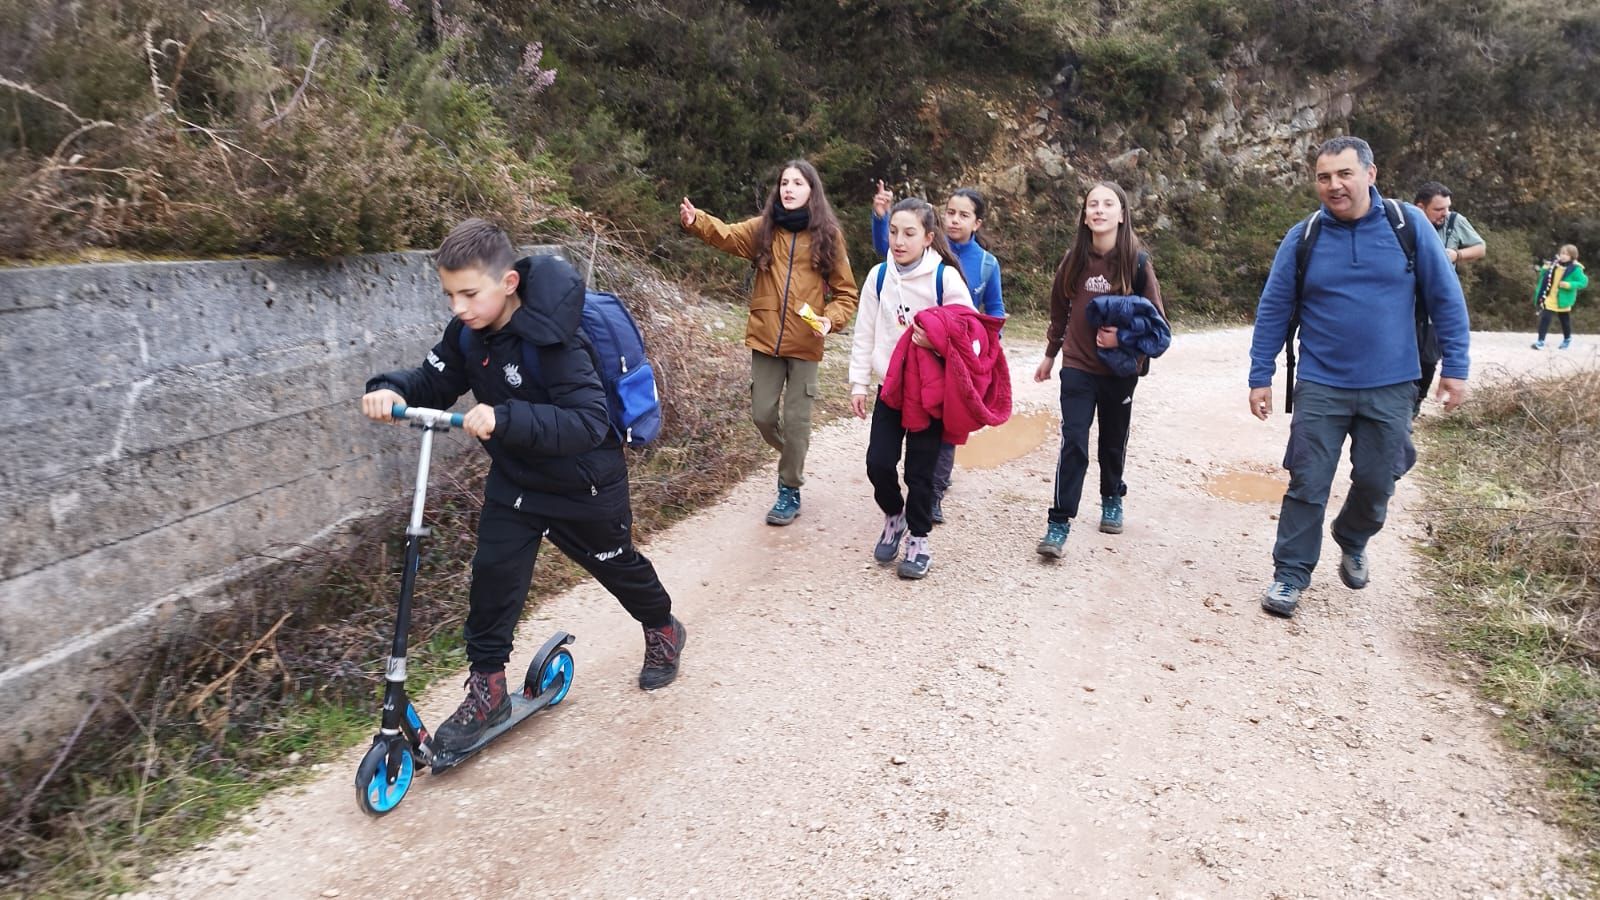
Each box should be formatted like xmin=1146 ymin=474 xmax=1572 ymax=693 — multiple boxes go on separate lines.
xmin=367 ymin=255 xmax=629 ymax=521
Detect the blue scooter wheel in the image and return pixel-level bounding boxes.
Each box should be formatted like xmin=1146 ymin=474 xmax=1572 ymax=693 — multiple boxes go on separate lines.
xmin=531 ymin=648 xmax=574 ymax=706
xmin=355 ymin=741 xmax=414 ymax=817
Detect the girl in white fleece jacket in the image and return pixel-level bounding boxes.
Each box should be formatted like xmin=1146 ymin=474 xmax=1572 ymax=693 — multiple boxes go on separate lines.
xmin=848 ymin=198 xmax=973 ymax=579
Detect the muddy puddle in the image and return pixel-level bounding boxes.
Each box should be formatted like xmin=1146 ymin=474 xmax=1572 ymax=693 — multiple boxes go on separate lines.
xmin=1204 ymin=470 xmax=1287 ymax=503
xmin=956 ymin=412 xmax=1054 ymax=469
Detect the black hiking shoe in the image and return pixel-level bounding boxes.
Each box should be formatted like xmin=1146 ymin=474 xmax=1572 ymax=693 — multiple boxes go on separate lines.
xmin=434 ymin=669 xmax=511 ymax=753
xmin=640 ymin=616 xmax=687 ymax=691
xmin=931 ymin=494 xmax=945 ymax=525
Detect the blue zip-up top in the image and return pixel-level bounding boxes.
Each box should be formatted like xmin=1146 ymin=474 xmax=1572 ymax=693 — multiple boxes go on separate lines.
xmin=872 ymin=212 xmax=1004 ymax=317
xmin=1248 ymin=186 xmax=1471 ymax=390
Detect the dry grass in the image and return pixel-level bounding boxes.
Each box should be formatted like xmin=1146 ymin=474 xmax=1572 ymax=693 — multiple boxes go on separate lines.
xmin=1421 ymin=368 xmax=1600 ymax=843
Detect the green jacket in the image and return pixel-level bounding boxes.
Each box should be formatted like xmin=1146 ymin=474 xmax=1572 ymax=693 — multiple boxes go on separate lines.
xmin=1534 ymin=260 xmax=1588 ymax=311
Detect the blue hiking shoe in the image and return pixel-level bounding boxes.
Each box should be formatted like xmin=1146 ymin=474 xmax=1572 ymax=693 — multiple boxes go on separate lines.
xmin=1261 ymin=581 xmax=1303 ymax=617
xmin=1099 ymin=496 xmax=1124 ymax=534
xmin=1560 ymin=338 xmax=1573 ymax=350
xmin=1532 ymin=339 xmax=1546 ymax=350
xmin=1036 ymin=521 xmax=1070 ymax=559
xmin=874 ymin=511 xmax=908 ymax=563
xmin=766 ymin=484 xmax=801 ymax=526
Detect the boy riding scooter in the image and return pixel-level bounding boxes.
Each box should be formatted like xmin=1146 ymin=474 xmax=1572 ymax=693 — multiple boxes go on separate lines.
xmin=362 ymin=219 xmax=686 ymax=756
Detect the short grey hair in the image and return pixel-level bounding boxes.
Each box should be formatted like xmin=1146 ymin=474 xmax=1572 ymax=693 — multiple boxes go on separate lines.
xmin=1316 ymin=136 xmax=1374 ymax=168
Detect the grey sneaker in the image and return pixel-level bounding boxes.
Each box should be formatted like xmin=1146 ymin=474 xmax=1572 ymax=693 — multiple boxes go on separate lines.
xmin=1036 ymin=521 xmax=1070 ymax=558
xmin=1099 ymin=496 xmax=1124 ymax=534
xmin=874 ymin=511 xmax=908 ymax=563
xmin=1261 ymin=581 xmax=1302 ymax=617
xmin=897 ymin=535 xmax=931 ymax=579
xmin=1338 ymin=548 xmax=1369 ymax=590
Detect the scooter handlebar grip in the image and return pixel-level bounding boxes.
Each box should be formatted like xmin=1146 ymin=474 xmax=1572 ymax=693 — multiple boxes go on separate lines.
xmin=391 ymin=404 xmax=465 ymax=428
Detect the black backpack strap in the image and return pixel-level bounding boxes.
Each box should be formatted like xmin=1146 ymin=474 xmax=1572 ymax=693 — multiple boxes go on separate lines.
xmin=1383 ymin=198 xmax=1431 ymax=356
xmin=1132 ymin=249 xmax=1150 ymax=299
xmin=1383 ymin=198 xmax=1417 ymax=272
xmin=1286 ymin=212 xmax=1321 ymax=413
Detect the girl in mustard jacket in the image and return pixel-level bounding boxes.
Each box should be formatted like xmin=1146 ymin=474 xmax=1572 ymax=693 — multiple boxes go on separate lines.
xmin=680 ymin=159 xmax=859 ymax=525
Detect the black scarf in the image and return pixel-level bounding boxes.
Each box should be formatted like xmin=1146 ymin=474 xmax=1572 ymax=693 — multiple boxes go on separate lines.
xmin=772 ymin=204 xmax=810 ymax=233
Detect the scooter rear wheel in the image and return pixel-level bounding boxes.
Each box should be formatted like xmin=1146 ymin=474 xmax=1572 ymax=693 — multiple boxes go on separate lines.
xmin=527 ymin=648 xmax=575 ymax=706
xmin=355 ymin=741 xmax=414 ymax=816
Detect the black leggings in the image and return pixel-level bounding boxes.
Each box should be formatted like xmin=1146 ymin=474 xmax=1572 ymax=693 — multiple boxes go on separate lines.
xmin=1049 ymin=367 xmax=1139 ymax=523
xmin=866 ymin=389 xmax=942 ymax=538
xmin=1538 ymin=310 xmax=1572 ymax=341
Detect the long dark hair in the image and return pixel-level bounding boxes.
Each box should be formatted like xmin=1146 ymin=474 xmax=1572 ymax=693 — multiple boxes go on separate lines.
xmin=1051 ymin=181 xmax=1144 ymax=304
xmin=889 ymin=197 xmax=967 ymax=287
xmin=948 ymin=187 xmax=989 ymax=249
xmin=753 ymin=159 xmax=843 ymax=279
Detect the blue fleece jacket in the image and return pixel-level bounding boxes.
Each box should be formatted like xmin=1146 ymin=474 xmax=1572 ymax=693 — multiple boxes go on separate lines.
xmin=872 ymin=212 xmax=1005 ymax=317
xmin=1248 ymin=187 xmax=1471 ymax=389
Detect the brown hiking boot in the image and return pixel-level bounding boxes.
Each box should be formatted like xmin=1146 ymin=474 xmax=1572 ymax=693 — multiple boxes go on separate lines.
xmin=434 ymin=669 xmax=511 ymax=753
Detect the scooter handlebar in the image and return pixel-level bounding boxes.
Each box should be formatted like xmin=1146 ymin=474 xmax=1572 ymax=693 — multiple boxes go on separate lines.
xmin=391 ymin=404 xmax=465 ymax=428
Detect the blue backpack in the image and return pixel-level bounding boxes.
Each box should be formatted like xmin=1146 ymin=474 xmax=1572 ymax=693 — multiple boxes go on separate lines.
xmin=459 ymin=289 xmax=662 ymax=446
xmin=874 ymin=260 xmax=953 ymax=304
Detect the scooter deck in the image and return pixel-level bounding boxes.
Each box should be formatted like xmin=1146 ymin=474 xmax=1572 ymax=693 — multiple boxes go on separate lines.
xmin=429 ymin=684 xmax=563 ymax=772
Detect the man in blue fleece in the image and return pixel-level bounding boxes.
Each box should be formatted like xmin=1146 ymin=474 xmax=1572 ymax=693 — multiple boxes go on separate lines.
xmin=1248 ymin=136 xmax=1471 ymax=618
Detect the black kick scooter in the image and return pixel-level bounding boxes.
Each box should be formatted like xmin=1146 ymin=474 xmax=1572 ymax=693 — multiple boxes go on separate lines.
xmin=355 ymin=403 xmax=575 ymax=816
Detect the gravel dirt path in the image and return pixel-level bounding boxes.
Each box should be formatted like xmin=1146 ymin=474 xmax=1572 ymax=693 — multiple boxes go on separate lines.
xmin=145 ymin=329 xmax=1596 ymax=899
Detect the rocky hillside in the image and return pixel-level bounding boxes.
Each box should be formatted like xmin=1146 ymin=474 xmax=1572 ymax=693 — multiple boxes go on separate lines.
xmin=3 ymin=0 xmax=1596 ymax=326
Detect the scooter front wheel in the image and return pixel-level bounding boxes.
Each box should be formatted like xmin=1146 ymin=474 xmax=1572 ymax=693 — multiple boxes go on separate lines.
xmin=355 ymin=741 xmax=414 ymax=816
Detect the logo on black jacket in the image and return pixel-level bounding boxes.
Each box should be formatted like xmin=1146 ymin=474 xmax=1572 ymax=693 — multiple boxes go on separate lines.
xmin=503 ymin=363 xmax=523 ymax=388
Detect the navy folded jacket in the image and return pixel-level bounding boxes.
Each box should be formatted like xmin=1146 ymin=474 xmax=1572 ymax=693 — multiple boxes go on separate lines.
xmin=1085 ymin=295 xmax=1171 ymax=377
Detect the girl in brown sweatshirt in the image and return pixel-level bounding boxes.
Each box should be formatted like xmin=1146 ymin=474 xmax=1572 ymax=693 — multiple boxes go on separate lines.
xmin=1032 ymin=181 xmax=1166 ymax=558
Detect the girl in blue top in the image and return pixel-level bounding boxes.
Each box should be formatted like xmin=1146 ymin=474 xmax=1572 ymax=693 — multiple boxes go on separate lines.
xmin=870 ymin=182 xmax=1006 ymax=522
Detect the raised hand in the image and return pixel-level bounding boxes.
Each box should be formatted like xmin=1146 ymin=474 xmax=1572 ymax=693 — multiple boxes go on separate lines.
xmin=872 ymin=180 xmax=893 ymax=217
xmin=679 ymin=197 xmax=699 ymax=228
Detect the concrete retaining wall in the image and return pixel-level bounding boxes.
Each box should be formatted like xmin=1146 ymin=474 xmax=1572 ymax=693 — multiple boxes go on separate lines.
xmin=0 ymin=247 xmax=558 ymax=764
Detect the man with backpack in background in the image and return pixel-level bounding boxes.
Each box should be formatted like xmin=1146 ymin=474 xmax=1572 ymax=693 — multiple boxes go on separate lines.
xmin=1247 ymin=137 xmax=1472 ymax=619
xmin=361 ymin=218 xmax=685 ymax=755
xmin=1413 ymin=181 xmax=1487 ymax=417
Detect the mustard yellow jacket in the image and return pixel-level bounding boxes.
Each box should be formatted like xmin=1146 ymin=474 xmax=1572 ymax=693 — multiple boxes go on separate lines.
xmin=685 ymin=213 xmax=859 ymax=362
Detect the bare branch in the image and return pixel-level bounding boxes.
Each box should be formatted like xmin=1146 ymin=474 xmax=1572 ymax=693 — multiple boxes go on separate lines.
xmin=263 ymin=38 xmax=330 ymax=129
xmin=144 ymin=21 xmax=171 ymax=112
xmin=0 ymin=76 xmax=95 ymax=125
